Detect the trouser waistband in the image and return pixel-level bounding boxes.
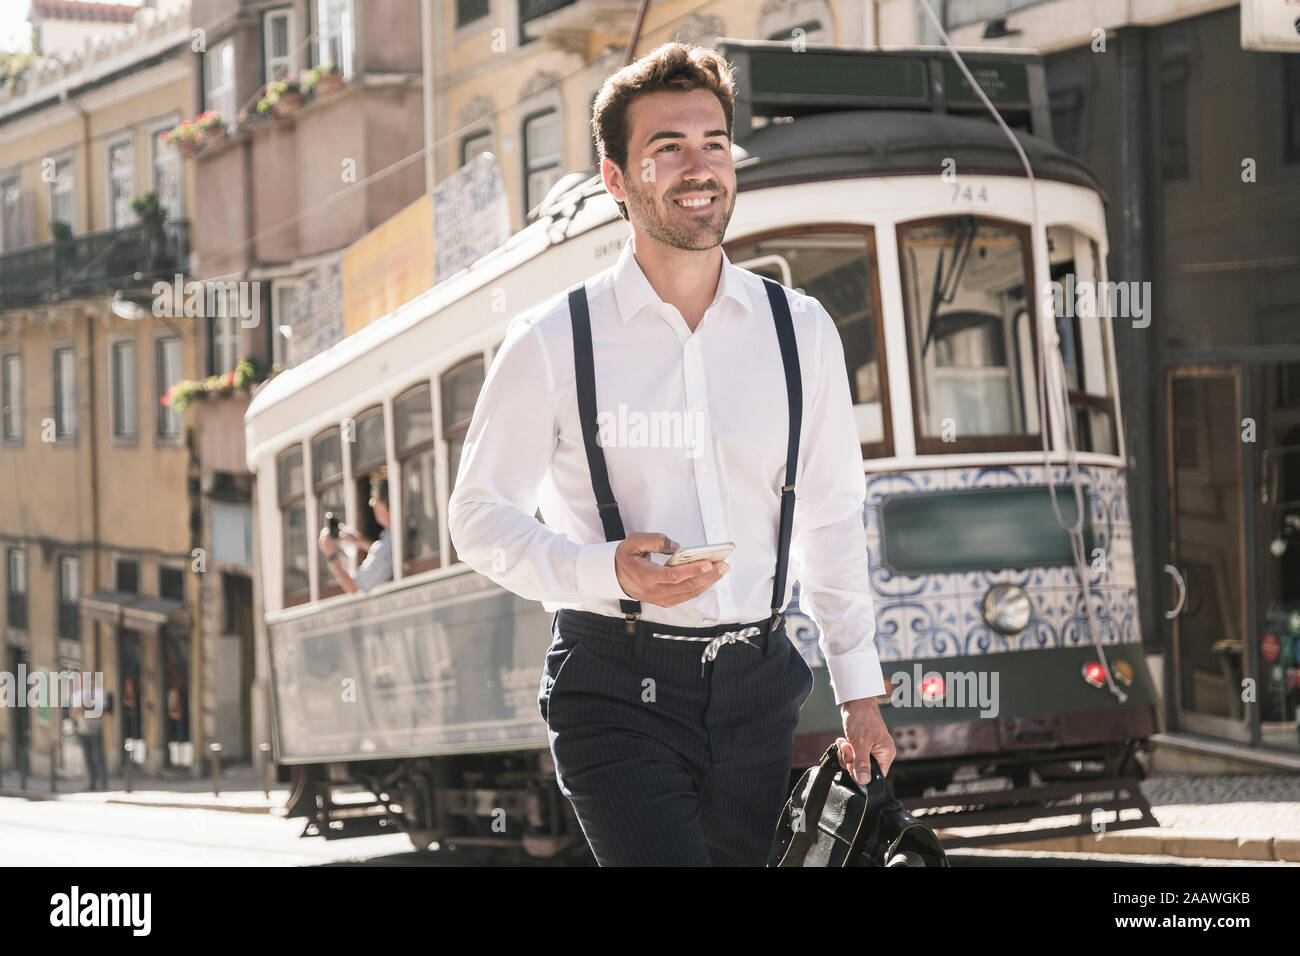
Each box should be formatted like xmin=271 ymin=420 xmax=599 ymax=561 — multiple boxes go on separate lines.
xmin=555 ymin=608 xmax=786 ymax=663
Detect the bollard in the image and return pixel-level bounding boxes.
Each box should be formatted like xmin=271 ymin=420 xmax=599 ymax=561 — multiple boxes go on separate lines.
xmin=209 ymin=742 xmax=222 ymax=797
xmin=123 ymin=740 xmax=134 ymax=794
xmin=50 ymin=744 xmax=57 ymax=793
xmin=257 ymin=742 xmax=271 ymax=799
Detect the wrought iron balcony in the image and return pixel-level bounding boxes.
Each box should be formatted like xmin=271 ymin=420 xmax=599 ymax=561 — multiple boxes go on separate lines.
xmin=0 ymin=219 xmax=189 ymax=310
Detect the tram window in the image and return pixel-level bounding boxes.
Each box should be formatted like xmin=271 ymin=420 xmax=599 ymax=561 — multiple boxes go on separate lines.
xmin=312 ymin=428 xmax=345 ymax=599
xmin=351 ymin=406 xmax=387 ymax=543
xmin=899 ymin=216 xmax=1041 ymax=453
xmin=277 ymin=446 xmax=310 ymax=607
xmin=725 ymin=228 xmax=891 ymax=457
xmin=442 ymin=358 xmax=486 ymax=563
xmin=1046 ymin=226 xmax=1119 ymax=456
xmin=396 ymin=384 xmax=440 ymax=574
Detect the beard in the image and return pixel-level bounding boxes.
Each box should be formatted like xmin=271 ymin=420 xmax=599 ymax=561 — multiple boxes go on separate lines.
xmin=623 ymin=175 xmax=735 ymax=251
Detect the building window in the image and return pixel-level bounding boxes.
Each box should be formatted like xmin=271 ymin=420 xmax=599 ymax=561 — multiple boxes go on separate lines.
xmin=1159 ymin=56 xmax=1190 ymax=183
xmin=49 ymin=155 xmax=74 ymax=234
xmin=159 ymin=565 xmax=185 ymax=602
xmin=460 ymin=128 xmax=493 ymax=168
xmin=156 ymin=336 xmax=182 ymax=440
xmin=312 ymin=427 xmax=344 ymax=598
xmin=2 ymin=352 xmax=20 ymax=442
xmin=150 ymin=121 xmax=183 ymax=220
xmin=6 ymin=547 xmax=26 ymax=630
xmin=270 ymin=280 xmax=297 ymax=369
xmin=278 ymin=446 xmax=310 ymax=606
xmin=457 ymin=0 xmax=490 ymax=27
xmin=396 ymin=384 xmax=439 ymax=573
xmin=107 ymin=137 xmax=134 ymax=229
xmin=205 ymin=38 xmax=237 ymax=128
xmin=210 ymin=290 xmax=238 ymax=375
xmin=441 ymin=360 xmax=484 ymax=563
xmin=0 ymin=172 xmax=22 ymax=252
xmin=897 ymin=215 xmax=1042 ymax=454
xmin=111 ymin=340 xmax=137 ymax=440
xmin=264 ymin=8 xmax=297 ymax=82
xmin=57 ymin=555 xmax=79 ymax=640
xmin=115 ymin=558 xmax=139 ymax=594
xmin=316 ymin=0 xmax=355 ymax=78
xmin=53 ymin=346 xmax=76 ymax=441
xmin=518 ymin=0 xmax=575 ymax=45
xmin=523 ymin=109 xmax=562 ymax=217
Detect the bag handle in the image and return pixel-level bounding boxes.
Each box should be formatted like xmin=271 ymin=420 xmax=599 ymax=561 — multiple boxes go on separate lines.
xmin=780 ymin=745 xmax=894 ymax=867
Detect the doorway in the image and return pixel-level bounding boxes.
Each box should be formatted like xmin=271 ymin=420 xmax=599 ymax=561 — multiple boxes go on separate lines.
xmin=1166 ymin=367 xmax=1250 ymax=741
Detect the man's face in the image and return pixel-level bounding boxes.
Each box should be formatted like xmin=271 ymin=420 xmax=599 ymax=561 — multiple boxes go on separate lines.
xmin=608 ymin=88 xmax=736 ymax=250
xmin=371 ymin=497 xmax=390 ymax=528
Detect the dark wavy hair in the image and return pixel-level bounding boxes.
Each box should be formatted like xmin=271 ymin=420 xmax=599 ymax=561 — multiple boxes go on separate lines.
xmin=591 ymin=42 xmax=736 ymax=221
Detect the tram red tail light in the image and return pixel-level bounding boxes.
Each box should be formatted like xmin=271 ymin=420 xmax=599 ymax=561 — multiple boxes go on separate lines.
xmin=1082 ymin=661 xmax=1106 ymax=688
xmin=920 ymin=674 xmax=945 ymax=702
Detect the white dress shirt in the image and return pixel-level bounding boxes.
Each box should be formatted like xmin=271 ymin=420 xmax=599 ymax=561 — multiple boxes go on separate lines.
xmin=447 ymin=233 xmax=885 ymax=703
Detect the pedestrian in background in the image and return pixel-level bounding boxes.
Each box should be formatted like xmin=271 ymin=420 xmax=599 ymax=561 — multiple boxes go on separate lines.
xmin=72 ymin=687 xmax=108 ymax=791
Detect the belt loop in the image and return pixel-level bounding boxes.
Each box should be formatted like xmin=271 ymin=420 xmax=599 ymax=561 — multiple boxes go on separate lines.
xmin=628 ymin=615 xmax=643 ymax=662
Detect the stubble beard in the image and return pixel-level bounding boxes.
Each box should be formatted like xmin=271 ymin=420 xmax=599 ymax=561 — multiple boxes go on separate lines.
xmin=624 ymin=176 xmax=735 ymax=251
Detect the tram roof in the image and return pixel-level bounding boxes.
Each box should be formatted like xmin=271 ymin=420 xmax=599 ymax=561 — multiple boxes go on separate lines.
xmin=732 ymin=108 xmax=1103 ymax=195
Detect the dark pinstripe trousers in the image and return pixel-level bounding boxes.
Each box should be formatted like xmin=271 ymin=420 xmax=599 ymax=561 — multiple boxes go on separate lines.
xmin=538 ymin=609 xmax=815 ymax=866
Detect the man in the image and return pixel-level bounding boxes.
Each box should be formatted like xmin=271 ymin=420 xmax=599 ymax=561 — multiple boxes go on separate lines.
xmin=71 ymin=687 xmax=108 ymax=791
xmin=448 ymin=41 xmax=894 ymax=866
xmin=318 ymin=475 xmax=393 ymax=593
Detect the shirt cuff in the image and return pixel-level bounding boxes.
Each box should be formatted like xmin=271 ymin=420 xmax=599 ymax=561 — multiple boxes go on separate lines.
xmin=575 ymin=540 xmax=630 ymax=601
xmin=824 ymin=648 xmax=888 ymax=705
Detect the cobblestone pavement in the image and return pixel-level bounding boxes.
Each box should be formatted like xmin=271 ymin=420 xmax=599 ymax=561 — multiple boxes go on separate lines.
xmin=1138 ymin=773 xmax=1300 ymax=837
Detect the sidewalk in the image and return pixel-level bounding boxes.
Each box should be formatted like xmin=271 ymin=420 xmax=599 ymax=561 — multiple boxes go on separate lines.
xmin=0 ymin=764 xmax=290 ymax=814
xmin=4 ymin=764 xmax=1299 ymax=862
xmin=935 ymin=772 xmax=1300 ymax=863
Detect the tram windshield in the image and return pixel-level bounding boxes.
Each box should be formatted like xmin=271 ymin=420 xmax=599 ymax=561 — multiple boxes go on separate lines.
xmin=900 ymin=216 xmax=1040 ymax=452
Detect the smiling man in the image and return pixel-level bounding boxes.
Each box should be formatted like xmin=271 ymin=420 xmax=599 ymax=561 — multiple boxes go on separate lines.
xmin=447 ymin=41 xmax=891 ymax=866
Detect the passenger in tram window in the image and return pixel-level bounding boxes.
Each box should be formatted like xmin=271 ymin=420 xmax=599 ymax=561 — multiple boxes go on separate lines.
xmin=318 ymin=474 xmax=393 ymax=593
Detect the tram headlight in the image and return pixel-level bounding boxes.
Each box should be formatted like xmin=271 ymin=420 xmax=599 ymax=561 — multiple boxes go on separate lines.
xmin=981 ymin=583 xmax=1032 ymax=635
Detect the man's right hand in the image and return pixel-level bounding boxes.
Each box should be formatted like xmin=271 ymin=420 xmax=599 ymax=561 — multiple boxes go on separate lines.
xmin=614 ymin=533 xmax=729 ymax=608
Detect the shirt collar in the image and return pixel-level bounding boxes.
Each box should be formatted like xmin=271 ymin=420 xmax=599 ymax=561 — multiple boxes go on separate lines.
xmin=610 ymin=233 xmax=755 ymax=325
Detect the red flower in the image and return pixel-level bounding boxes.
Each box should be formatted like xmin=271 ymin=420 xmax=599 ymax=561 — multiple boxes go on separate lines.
xmin=225 ymin=369 xmax=236 ymax=387
xmin=160 ymin=394 xmax=170 ymax=407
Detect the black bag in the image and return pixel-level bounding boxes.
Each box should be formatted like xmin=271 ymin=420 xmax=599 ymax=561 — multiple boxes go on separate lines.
xmin=768 ymin=744 xmax=950 ymax=867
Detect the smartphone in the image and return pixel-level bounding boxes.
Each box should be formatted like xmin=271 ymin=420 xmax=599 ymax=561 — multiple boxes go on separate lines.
xmin=326 ymin=512 xmax=340 ymax=539
xmin=665 ymin=542 xmax=735 ymax=567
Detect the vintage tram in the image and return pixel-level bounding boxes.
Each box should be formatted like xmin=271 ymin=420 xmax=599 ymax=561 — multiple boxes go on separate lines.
xmin=244 ymin=40 xmax=1159 ymax=861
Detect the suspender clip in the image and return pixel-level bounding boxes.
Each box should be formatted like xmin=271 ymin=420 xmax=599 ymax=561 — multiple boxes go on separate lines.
xmin=624 ymin=612 xmax=640 ymax=635
xmin=598 ymin=501 xmax=620 ymax=511
xmin=781 ymin=483 xmax=795 ymax=493
xmin=770 ymin=608 xmax=784 ymax=633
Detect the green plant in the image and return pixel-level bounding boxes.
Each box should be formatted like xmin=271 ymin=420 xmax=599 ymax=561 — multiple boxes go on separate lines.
xmin=162 ymin=118 xmax=201 ymax=147
xmin=257 ymin=78 xmax=301 ymax=114
xmin=162 ymin=358 xmax=266 ymax=413
xmin=49 ymin=220 xmax=72 ymax=241
xmin=299 ymin=60 xmax=340 ymax=93
xmin=130 ymin=192 xmax=167 ymax=228
xmin=0 ymin=51 xmax=35 ymax=91
xmin=193 ymin=110 xmax=227 ymax=132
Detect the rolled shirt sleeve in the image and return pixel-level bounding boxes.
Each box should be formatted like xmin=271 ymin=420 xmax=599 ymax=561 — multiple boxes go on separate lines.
xmin=448 ymin=315 xmax=632 ymax=604
xmin=789 ymin=299 xmax=886 ymax=704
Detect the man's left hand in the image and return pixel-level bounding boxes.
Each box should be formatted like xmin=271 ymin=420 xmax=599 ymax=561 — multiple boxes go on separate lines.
xmin=836 ymin=697 xmax=896 ymax=784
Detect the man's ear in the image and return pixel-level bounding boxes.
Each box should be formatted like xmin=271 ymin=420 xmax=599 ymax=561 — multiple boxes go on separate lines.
xmin=601 ymin=156 xmax=626 ymax=206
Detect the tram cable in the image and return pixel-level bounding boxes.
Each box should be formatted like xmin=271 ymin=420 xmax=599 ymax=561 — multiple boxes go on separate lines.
xmin=917 ymin=0 xmax=1127 ymax=703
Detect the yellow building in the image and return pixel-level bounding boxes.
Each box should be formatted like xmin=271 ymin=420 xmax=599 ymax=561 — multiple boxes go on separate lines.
xmin=0 ymin=2 xmax=202 ymax=780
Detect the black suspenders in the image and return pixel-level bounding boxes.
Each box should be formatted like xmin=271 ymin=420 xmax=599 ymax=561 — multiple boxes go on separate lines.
xmin=567 ymin=276 xmax=803 ymax=636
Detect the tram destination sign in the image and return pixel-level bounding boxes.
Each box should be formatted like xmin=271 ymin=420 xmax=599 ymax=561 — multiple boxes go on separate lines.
xmin=718 ymin=40 xmax=1049 ymax=143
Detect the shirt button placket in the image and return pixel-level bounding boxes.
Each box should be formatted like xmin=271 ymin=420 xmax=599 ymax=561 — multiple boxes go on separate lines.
xmin=682 ymin=334 xmax=737 ymax=623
